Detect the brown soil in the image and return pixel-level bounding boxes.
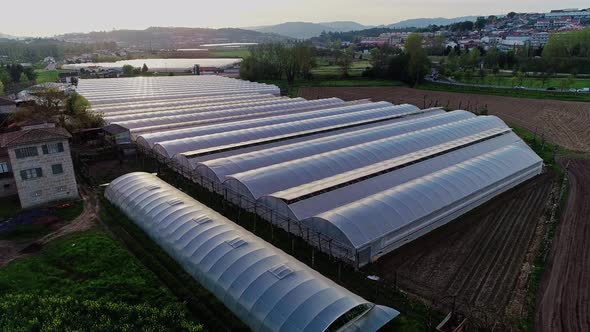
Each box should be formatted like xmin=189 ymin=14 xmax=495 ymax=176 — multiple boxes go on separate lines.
xmin=367 ymin=173 xmax=556 ymax=328
xmin=535 ymin=159 xmax=590 ymax=332
xmin=298 ymin=87 xmax=590 ymax=152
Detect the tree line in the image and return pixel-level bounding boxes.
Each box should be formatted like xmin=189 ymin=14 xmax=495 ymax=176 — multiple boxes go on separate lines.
xmin=0 ymin=39 xmax=117 ymax=62
xmin=363 ymin=33 xmax=431 ymax=86
xmin=0 ymin=63 xmax=37 ymax=95
xmin=240 ymin=43 xmax=314 ymax=84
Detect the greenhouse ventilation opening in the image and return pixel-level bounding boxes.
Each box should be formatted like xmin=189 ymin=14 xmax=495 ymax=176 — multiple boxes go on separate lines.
xmin=105 ymin=172 xmax=399 ymax=332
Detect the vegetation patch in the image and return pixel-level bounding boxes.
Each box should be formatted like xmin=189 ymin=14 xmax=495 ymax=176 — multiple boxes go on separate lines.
xmin=0 ymin=230 xmax=202 ymax=331
xmin=418 ymin=82 xmax=590 ymax=102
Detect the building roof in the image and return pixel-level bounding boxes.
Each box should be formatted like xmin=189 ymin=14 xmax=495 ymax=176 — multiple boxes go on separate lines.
xmin=0 ymin=97 xmax=16 ymax=106
xmin=0 ymin=127 xmax=71 ymax=148
xmin=103 ymin=124 xmax=130 ymax=135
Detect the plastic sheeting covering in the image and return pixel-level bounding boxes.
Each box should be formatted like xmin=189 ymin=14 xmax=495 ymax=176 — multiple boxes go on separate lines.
xmin=283 ymin=133 xmax=525 ymax=220
xmin=155 ymin=104 xmax=422 ymax=159
xmin=104 ymin=172 xmax=399 ymax=332
xmin=134 ymin=98 xmax=353 ymax=147
xmin=102 ymin=96 xmax=289 ymax=121
xmin=116 ymin=98 xmax=343 ymax=130
xmin=78 ymin=76 xmax=280 ymax=104
xmin=198 ymin=110 xmax=474 ymax=183
xmin=94 ymin=94 xmax=277 ymax=114
xmin=226 ymin=116 xmax=510 ymax=200
xmin=304 ymin=144 xmax=542 ymax=251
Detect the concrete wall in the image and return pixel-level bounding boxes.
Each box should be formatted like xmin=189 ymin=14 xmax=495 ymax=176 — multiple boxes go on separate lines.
xmin=8 ymin=139 xmax=79 ymax=209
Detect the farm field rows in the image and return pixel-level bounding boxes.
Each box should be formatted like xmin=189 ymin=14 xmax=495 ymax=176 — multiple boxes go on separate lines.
xmin=369 ymin=173 xmax=556 ymax=328
xmin=536 ymin=159 xmax=590 ymax=332
xmin=298 ymin=86 xmax=590 ymax=152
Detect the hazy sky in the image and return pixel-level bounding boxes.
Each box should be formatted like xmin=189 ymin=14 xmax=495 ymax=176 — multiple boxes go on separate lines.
xmin=3 ymin=0 xmax=589 ymax=37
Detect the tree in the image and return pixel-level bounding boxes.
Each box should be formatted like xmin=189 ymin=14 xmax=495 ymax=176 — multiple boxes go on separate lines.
xmin=561 ymin=75 xmax=576 ymax=90
xmin=11 ymin=88 xmax=103 ymax=130
xmin=141 ymin=63 xmax=149 ymax=73
xmin=0 ymin=81 xmax=4 ymax=96
xmin=404 ymin=33 xmax=431 ymax=86
xmin=475 ymin=17 xmax=487 ymax=30
xmin=122 ymin=64 xmax=134 ymax=76
xmin=337 ymin=44 xmax=355 ymax=76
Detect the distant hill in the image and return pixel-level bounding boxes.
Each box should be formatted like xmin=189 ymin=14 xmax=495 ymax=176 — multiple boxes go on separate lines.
xmin=57 ymin=27 xmax=289 ymax=49
xmin=249 ymin=21 xmax=372 ymax=39
xmin=0 ymin=32 xmax=15 ymax=39
xmin=319 ymin=21 xmax=373 ymax=31
xmin=387 ymin=16 xmax=478 ymax=29
xmin=247 ymin=16 xmax=481 ymax=39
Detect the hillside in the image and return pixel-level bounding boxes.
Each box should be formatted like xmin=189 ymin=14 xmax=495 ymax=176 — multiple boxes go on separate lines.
xmin=319 ymin=21 xmax=373 ymax=31
xmin=387 ymin=16 xmax=478 ymax=28
xmin=57 ymin=27 xmax=289 ymax=49
xmin=0 ymin=33 xmax=15 ymax=39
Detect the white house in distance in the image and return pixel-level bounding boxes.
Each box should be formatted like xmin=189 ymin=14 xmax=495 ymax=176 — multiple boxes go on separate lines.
xmin=0 ymin=123 xmax=79 ymax=208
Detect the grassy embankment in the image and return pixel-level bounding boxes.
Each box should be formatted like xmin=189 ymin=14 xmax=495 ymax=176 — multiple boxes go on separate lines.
xmin=456 ymin=76 xmax=590 ymax=89
xmin=418 ymin=82 xmax=590 ymax=102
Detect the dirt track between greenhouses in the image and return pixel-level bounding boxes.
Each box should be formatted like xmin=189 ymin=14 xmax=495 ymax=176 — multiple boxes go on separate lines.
xmin=299 ymin=86 xmax=590 ymax=152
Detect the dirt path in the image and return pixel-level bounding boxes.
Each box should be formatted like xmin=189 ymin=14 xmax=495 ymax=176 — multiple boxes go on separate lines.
xmin=299 ymin=87 xmax=590 ymax=153
xmin=39 ymin=187 xmax=98 ymax=244
xmin=0 ymin=187 xmax=98 ymax=268
xmin=535 ymin=159 xmax=590 ymax=332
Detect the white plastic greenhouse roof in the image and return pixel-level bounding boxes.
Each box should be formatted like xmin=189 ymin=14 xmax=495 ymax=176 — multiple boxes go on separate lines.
xmin=225 ymin=116 xmax=510 ymax=200
xmin=78 ymin=76 xmax=280 ymax=104
xmin=133 ymin=98 xmax=354 ymax=147
xmin=93 ymin=93 xmax=277 ymax=114
xmin=105 ymin=172 xmax=399 ymax=331
xmin=120 ymin=98 xmax=347 ymax=131
xmin=282 ymin=133 xmax=525 ymax=220
xmin=156 ymin=104 xmax=423 ymax=159
xmin=103 ymin=97 xmax=301 ymax=123
xmin=304 ymin=144 xmax=542 ymax=249
xmin=197 ymin=110 xmax=475 ymax=183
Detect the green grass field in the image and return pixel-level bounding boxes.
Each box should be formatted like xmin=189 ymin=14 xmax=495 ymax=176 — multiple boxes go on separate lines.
xmin=456 ymin=76 xmax=590 ymax=89
xmin=34 ymin=69 xmax=59 ymax=83
xmin=419 ymin=82 xmax=590 ymax=102
xmin=0 ymin=230 xmax=202 ymax=331
xmin=311 ymin=60 xmax=371 ymax=77
xmin=209 ymin=48 xmax=250 ymax=58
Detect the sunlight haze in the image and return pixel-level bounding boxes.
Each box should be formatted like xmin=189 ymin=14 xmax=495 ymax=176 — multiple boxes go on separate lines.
xmin=3 ymin=0 xmax=590 ymax=36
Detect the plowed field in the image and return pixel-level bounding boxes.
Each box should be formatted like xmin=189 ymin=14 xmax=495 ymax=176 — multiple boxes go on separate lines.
xmin=298 ymin=87 xmax=590 ymax=152
xmin=368 ymin=173 xmax=556 ymax=328
xmin=536 ymin=159 xmax=590 ymax=332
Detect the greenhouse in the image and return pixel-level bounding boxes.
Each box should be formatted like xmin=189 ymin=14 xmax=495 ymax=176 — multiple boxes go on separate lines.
xmin=105 ymin=172 xmax=399 ymax=331
xmin=195 ymin=110 xmax=475 ymax=185
xmin=223 ymin=116 xmax=511 ymax=207
xmin=79 ymin=76 xmax=545 ymax=267
xmin=154 ymin=104 xmax=425 ymax=160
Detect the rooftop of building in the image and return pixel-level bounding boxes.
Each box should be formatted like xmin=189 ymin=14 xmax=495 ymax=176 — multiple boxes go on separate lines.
xmin=0 ymin=127 xmax=71 ymax=148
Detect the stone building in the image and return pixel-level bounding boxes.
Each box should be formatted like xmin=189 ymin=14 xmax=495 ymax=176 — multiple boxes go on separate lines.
xmin=0 ymin=124 xmax=79 ymax=208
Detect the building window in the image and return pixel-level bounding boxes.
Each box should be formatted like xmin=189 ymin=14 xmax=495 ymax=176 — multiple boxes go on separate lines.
xmin=52 ymin=164 xmax=64 ymax=175
xmin=20 ymin=168 xmax=43 ymax=180
xmin=42 ymin=142 xmax=64 ymax=155
xmin=14 ymin=146 xmax=38 ymax=159
xmin=0 ymin=162 xmax=9 ymax=173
